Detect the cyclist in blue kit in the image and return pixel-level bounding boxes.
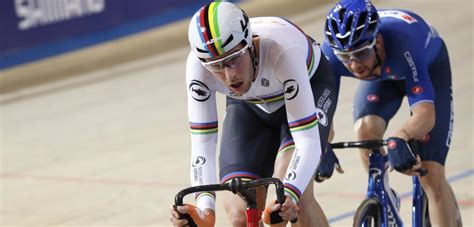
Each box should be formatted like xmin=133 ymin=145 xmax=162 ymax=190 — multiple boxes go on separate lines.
xmin=319 ymin=0 xmax=462 ymax=226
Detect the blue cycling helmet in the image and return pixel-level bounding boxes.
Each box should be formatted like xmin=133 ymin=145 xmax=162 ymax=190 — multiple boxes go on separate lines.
xmin=325 ymin=0 xmax=380 ymax=51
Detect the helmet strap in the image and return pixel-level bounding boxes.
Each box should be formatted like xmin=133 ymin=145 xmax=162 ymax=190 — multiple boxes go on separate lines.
xmin=249 ymin=45 xmax=259 ymax=80
xmin=371 ymin=45 xmax=382 ymax=73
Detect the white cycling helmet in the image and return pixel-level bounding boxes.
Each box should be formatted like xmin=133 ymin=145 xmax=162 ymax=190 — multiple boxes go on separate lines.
xmin=188 ymin=2 xmax=252 ymax=60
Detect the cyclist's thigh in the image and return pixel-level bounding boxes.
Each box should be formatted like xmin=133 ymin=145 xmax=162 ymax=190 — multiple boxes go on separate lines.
xmin=219 ymin=98 xmax=281 ymax=183
xmin=352 ymin=79 xmax=405 ymax=124
xmin=416 ymin=40 xmax=453 ymax=165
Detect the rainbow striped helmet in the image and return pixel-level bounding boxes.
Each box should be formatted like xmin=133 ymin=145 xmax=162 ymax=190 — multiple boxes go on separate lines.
xmin=188 ymin=2 xmax=252 ymax=60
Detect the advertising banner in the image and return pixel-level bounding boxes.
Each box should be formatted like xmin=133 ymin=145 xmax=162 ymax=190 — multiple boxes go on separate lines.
xmin=0 ymin=0 xmax=239 ymax=69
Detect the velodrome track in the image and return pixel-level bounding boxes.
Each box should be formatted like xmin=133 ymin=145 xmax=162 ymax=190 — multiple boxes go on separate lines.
xmin=1 ymin=0 xmax=472 ymax=226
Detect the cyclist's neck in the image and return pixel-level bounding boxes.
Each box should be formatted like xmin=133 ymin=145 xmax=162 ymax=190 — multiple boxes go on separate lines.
xmin=371 ymin=35 xmax=386 ymax=77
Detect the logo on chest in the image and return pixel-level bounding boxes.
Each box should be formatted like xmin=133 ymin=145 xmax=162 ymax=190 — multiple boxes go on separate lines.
xmin=261 ymin=78 xmax=270 ymax=87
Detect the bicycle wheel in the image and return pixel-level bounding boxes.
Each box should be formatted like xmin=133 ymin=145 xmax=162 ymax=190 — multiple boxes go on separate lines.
xmin=353 ymin=198 xmax=382 ymax=227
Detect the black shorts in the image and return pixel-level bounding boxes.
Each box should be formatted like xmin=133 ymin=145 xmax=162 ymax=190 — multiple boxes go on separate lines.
xmin=219 ymin=55 xmax=338 ymax=183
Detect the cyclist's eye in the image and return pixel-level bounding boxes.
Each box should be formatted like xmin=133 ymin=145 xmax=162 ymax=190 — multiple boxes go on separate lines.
xmin=353 ymin=49 xmax=372 ymax=60
xmin=336 ymin=53 xmax=351 ymax=63
xmin=207 ymin=63 xmax=224 ymax=72
xmin=225 ymin=55 xmax=240 ymax=65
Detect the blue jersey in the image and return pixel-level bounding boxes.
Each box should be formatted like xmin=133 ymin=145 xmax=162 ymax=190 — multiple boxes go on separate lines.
xmin=321 ymin=9 xmax=443 ymax=108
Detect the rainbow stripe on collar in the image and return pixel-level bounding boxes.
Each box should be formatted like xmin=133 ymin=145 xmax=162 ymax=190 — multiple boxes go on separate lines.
xmin=245 ymin=92 xmax=285 ymax=104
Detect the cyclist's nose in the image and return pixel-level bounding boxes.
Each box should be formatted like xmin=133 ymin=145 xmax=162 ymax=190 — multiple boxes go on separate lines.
xmin=224 ymin=66 xmax=237 ymax=81
xmin=348 ymin=59 xmax=363 ymax=70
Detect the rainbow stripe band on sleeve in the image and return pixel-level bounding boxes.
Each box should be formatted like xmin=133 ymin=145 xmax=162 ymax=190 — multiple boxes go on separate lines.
xmin=220 ymin=171 xmax=261 ymax=184
xmin=190 ymin=121 xmax=218 ymax=135
xmin=277 ymin=139 xmax=295 ymax=157
xmin=284 ymin=183 xmax=302 ymax=203
xmin=288 ymin=113 xmax=318 ymax=132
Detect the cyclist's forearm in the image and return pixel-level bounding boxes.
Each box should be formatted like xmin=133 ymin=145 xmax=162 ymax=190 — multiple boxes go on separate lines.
xmin=190 ymin=140 xmax=218 ymax=211
xmin=283 ymin=136 xmax=320 ymax=203
xmin=394 ymin=102 xmax=435 ymax=140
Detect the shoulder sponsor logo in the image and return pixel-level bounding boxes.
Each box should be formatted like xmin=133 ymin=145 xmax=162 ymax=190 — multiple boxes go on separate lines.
xmin=411 ymin=86 xmax=423 ymax=95
xmin=189 ymin=80 xmax=211 ymax=102
xmin=283 ymin=79 xmax=299 ymax=100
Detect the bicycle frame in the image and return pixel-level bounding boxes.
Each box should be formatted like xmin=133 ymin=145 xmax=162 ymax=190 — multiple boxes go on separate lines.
xmin=366 ymin=148 xmax=403 ymax=226
xmin=174 ymin=177 xmax=291 ymax=227
xmin=331 ymin=140 xmax=429 ymax=227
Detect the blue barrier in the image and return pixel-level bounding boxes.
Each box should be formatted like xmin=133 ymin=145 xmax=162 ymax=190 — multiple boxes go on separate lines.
xmin=0 ymin=0 xmax=239 ymax=69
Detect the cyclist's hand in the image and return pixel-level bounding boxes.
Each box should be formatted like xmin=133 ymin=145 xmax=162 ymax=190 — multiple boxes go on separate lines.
xmin=387 ymin=137 xmax=422 ymax=176
xmin=262 ymin=195 xmax=299 ymax=224
xmin=315 ymin=145 xmax=344 ymax=182
xmin=169 ymin=204 xmax=215 ymax=227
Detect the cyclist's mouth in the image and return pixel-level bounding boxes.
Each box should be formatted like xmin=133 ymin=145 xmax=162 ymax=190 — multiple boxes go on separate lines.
xmin=230 ymin=82 xmax=243 ymax=89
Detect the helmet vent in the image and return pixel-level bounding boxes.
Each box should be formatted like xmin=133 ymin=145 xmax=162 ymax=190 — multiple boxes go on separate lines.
xmin=221 ymin=34 xmax=234 ymax=48
xmin=330 ymin=19 xmax=339 ymax=35
xmin=353 ymin=12 xmax=368 ymax=44
xmin=367 ymin=13 xmax=379 ymax=33
xmin=338 ymin=8 xmax=346 ymax=22
xmin=345 ymin=15 xmax=353 ymax=34
xmin=325 ymin=20 xmax=336 ymax=46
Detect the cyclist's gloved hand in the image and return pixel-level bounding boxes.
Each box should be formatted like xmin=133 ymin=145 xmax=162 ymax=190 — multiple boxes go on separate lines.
xmin=170 ymin=204 xmax=215 ymax=227
xmin=315 ymin=145 xmax=344 ymax=182
xmin=387 ymin=137 xmax=418 ymax=172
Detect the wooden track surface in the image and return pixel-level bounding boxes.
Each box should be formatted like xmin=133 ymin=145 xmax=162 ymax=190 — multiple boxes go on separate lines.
xmin=1 ymin=0 xmax=472 ymax=226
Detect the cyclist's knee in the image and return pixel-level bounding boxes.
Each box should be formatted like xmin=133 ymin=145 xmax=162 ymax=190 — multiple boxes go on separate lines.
xmin=222 ymin=193 xmax=247 ymax=226
xmin=224 ymin=206 xmax=247 ymax=226
xmin=353 ymin=115 xmax=386 ymax=140
xmin=420 ymin=161 xmax=448 ymax=198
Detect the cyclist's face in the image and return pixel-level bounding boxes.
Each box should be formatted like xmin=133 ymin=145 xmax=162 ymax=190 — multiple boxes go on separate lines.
xmin=205 ymin=44 xmax=253 ymax=95
xmin=338 ymin=38 xmax=380 ymax=80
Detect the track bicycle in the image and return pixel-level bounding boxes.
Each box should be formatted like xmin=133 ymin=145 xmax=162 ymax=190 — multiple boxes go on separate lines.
xmin=174 ymin=177 xmax=297 ymax=227
xmin=331 ymin=139 xmax=430 ymax=227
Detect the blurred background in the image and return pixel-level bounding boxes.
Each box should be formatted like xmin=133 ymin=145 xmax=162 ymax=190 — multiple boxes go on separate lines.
xmin=1 ymin=0 xmax=472 ymax=226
